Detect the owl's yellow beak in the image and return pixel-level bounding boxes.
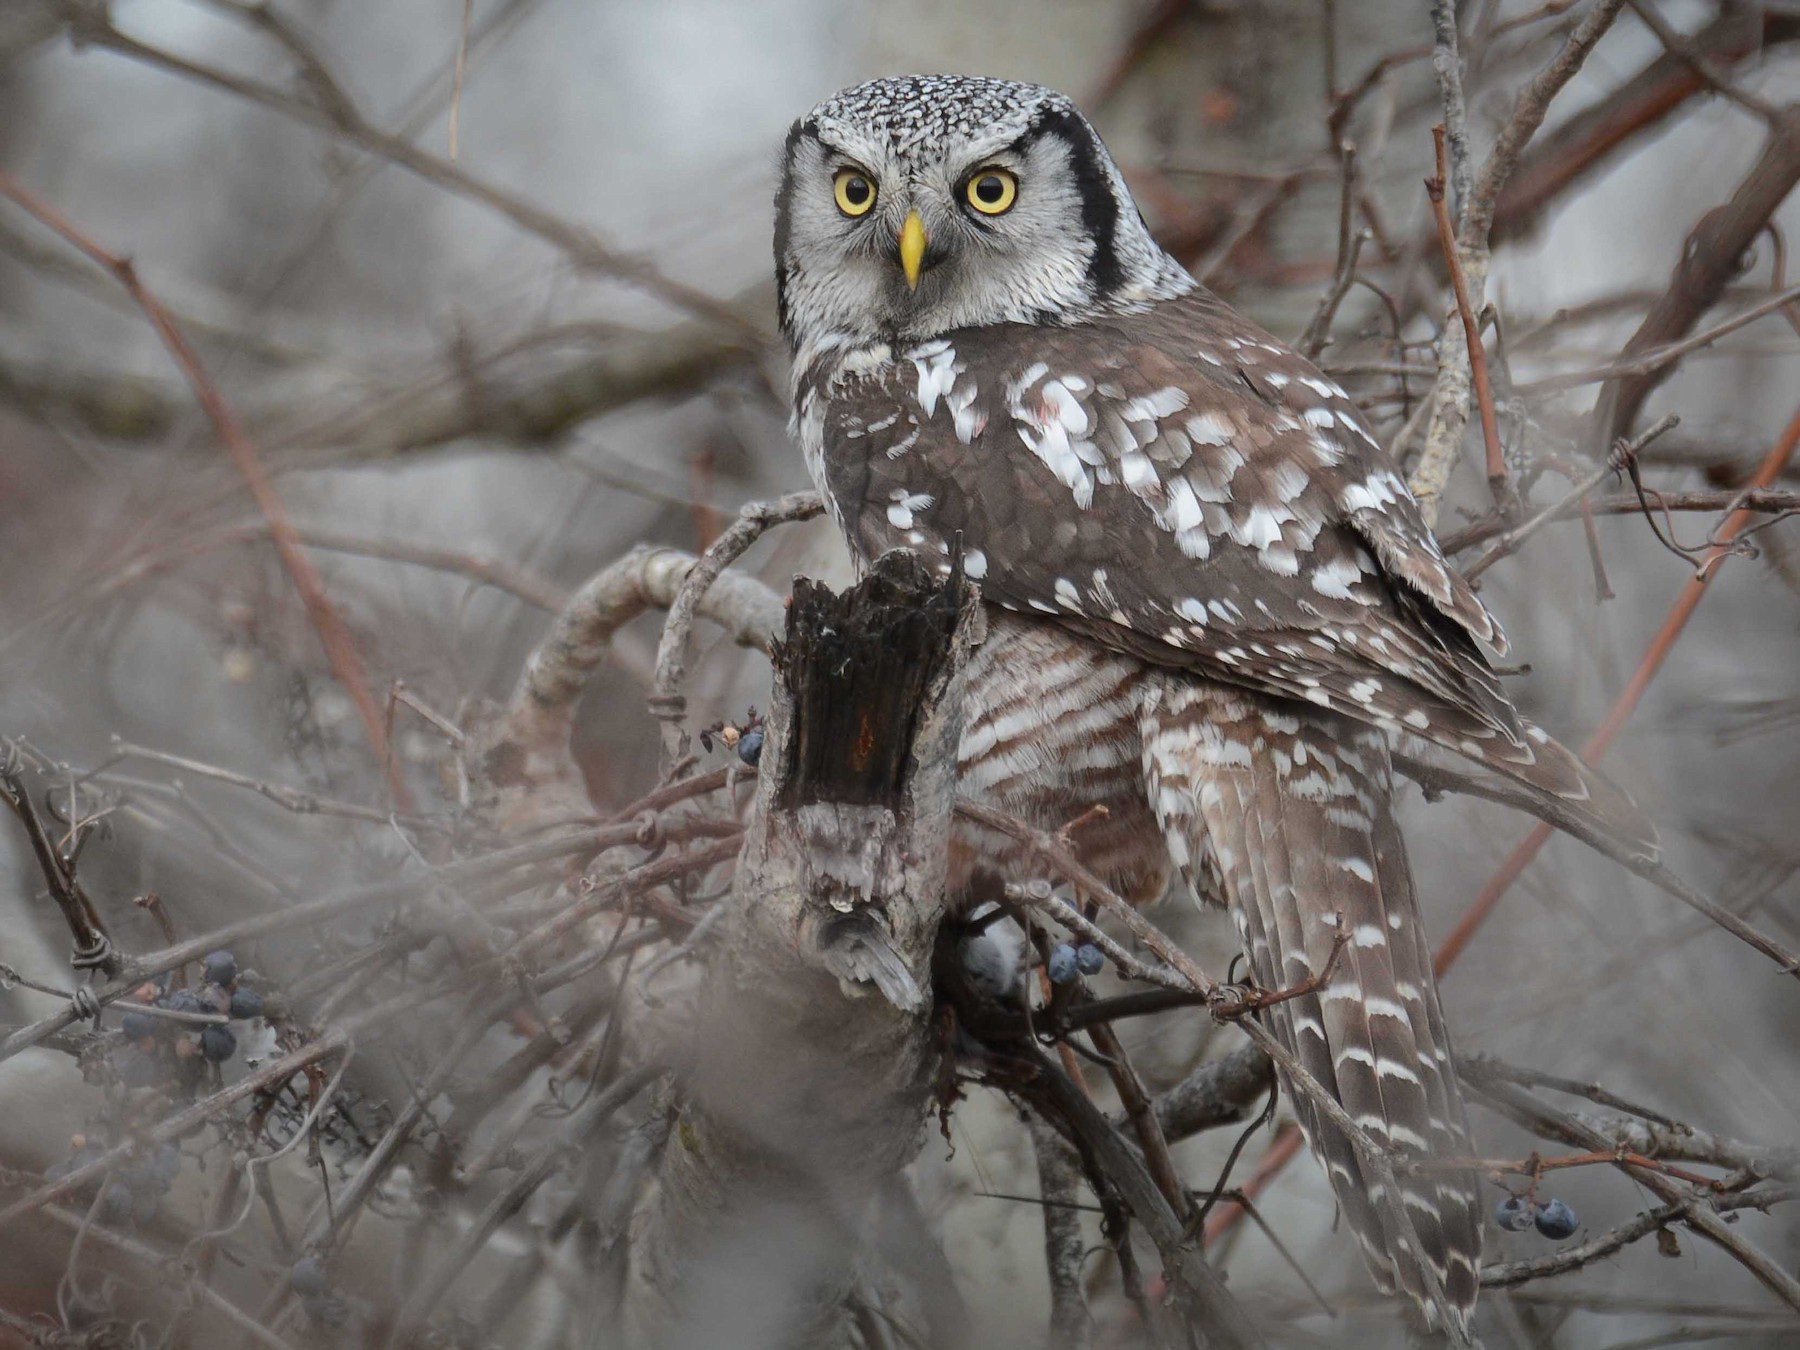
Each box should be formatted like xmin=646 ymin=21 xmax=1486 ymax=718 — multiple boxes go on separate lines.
xmin=899 ymin=210 xmax=927 ymax=290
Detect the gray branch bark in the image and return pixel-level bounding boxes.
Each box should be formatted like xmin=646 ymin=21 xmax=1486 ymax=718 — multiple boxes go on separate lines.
xmin=625 ymin=553 xmax=980 ymax=1349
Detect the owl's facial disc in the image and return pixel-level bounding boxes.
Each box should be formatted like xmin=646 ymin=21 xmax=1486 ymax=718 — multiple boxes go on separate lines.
xmin=775 ymin=75 xmax=1190 ymax=348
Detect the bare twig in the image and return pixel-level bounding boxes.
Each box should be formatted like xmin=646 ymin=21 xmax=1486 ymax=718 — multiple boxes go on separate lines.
xmin=1027 ymin=1112 xmax=1093 ymax=1350
xmin=55 ymin=2 xmax=771 ymax=346
xmin=1434 ymin=400 xmax=1800 ymax=974
xmin=1427 ymin=124 xmax=1511 ymax=509
xmin=648 ymin=491 xmax=822 ymax=764
xmin=1593 ymin=106 xmax=1800 ymax=447
xmin=1413 ymin=0 xmax=1631 ymax=522
xmin=1463 ymin=414 xmax=1680 ymax=579
xmin=1625 ymin=0 xmax=1785 ymax=125
xmin=1298 ymin=141 xmax=1366 ymax=359
xmin=0 ymin=167 xmax=412 ymax=810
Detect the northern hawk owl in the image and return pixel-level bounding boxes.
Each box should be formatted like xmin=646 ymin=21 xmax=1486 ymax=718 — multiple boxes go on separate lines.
xmin=774 ymin=74 xmax=1655 ymax=1337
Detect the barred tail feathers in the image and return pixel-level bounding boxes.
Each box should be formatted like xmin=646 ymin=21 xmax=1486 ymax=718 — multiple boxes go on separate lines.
xmin=1141 ymin=675 xmax=1482 ymax=1337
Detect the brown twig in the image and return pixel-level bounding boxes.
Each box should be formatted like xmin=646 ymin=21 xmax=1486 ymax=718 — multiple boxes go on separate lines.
xmin=56 ymin=1 xmax=770 ymax=346
xmin=1433 ymin=399 xmax=1800 ymax=975
xmin=1298 ymin=140 xmax=1366 ymax=359
xmin=0 ymin=167 xmax=413 ymax=811
xmin=0 ymin=746 xmax=119 ymax=977
xmin=1462 ymin=413 xmax=1680 ymax=578
xmin=648 ymin=491 xmax=823 ymax=764
xmin=1427 ymin=124 xmax=1511 ymax=509
xmin=1592 ymin=105 xmax=1800 ymax=448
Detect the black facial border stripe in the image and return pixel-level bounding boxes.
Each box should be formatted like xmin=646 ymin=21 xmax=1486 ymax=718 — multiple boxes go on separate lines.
xmin=774 ymin=116 xmax=819 ymax=345
xmin=1020 ymin=105 xmax=1123 ymax=295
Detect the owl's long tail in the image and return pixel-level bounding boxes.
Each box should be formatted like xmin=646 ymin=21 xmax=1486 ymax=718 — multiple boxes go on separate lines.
xmin=1142 ymin=676 xmax=1482 ymax=1342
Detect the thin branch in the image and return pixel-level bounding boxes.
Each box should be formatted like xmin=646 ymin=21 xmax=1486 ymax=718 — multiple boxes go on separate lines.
xmin=648 ymin=492 xmax=823 ymax=764
xmin=56 ymin=1 xmax=771 ymax=346
xmin=1593 ymin=106 xmax=1800 ymax=446
xmin=1427 ymin=124 xmax=1511 ymax=509
xmin=0 ymin=166 xmax=412 ymax=810
xmin=1027 ymin=1113 xmax=1093 ymax=1350
xmin=1625 ymin=0 xmax=1785 ymax=125
xmin=1433 ymin=399 xmax=1800 ymax=974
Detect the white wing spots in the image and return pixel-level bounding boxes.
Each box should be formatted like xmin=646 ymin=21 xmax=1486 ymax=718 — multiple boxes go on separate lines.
xmin=1299 ymin=375 xmax=1345 ymax=399
xmin=1352 ymin=922 xmax=1386 ymax=947
xmin=1269 ymin=458 xmax=1311 ymax=503
xmin=1119 ymin=449 xmax=1159 ymax=494
xmin=1186 ymin=411 xmax=1233 ymax=446
xmin=1338 ymin=855 xmax=1375 ymax=882
xmin=1040 ymin=378 xmax=1091 ymax=436
xmin=1207 ymin=598 xmax=1243 ymax=624
xmin=1259 ymin=542 xmax=1300 ymax=576
xmin=1053 ymin=577 xmax=1082 ymax=611
xmin=962 ymin=547 xmax=987 ymax=580
xmin=1339 ymin=469 xmax=1407 ymax=514
xmin=1010 ymin=365 xmax=1102 ymax=509
xmin=1347 ymin=677 xmax=1383 ymax=705
xmin=1126 ymin=386 xmax=1190 ymax=421
xmin=1311 ymin=553 xmax=1366 ymax=601
xmin=1264 ymin=370 xmax=1290 ymax=388
xmin=885 ymin=421 xmax=921 ymax=459
xmin=1307 ymin=429 xmax=1346 ymax=467
xmin=1176 ymin=597 xmax=1209 ymax=625
xmin=1016 ymin=419 xmax=1093 ymax=509
xmin=910 ymin=339 xmax=959 ymax=418
xmin=947 ymin=377 xmax=986 ymax=444
xmin=1302 ymin=406 xmax=1337 ymax=429
xmin=1235 ymin=504 xmax=1285 ymax=550
xmin=1089 ymin=567 xmax=1119 ymax=610
xmin=885 ymin=489 xmax=934 ymax=530
xmin=865 ymin=411 xmax=899 ymax=434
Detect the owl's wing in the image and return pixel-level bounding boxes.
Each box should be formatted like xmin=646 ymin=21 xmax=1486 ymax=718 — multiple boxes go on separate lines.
xmin=804 ymin=288 xmax=1655 ymax=856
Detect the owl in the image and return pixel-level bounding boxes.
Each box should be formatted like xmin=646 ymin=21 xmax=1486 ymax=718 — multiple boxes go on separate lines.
xmin=774 ymin=74 xmax=1654 ymax=1337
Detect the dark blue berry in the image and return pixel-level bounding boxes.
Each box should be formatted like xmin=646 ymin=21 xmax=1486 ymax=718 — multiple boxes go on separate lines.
xmin=228 ymin=988 xmax=264 ymax=1020
xmin=120 ymin=1009 xmax=160 ymax=1040
xmin=1075 ymin=943 xmax=1105 ymax=976
xmin=737 ymin=728 xmax=764 ymax=766
xmin=290 ymin=1255 xmax=328 ymax=1297
xmin=1047 ymin=943 xmax=1079 ymax=985
xmin=151 ymin=1144 xmax=181 ymax=1184
xmin=1534 ymin=1198 xmax=1577 ymax=1239
xmin=1493 ymin=1195 xmax=1533 ymax=1231
xmin=114 ymin=1047 xmax=165 ymax=1089
xmin=131 ymin=1185 xmax=160 ymax=1225
xmin=159 ymin=989 xmax=204 ymax=1016
xmin=199 ymin=1024 xmax=237 ymax=1063
xmin=203 ymin=951 xmax=238 ymax=987
xmin=98 ymin=1181 xmax=133 ymax=1225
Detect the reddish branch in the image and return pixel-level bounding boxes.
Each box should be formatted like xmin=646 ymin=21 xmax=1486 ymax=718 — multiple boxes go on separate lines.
xmin=1434 ymin=399 xmax=1800 ymax=974
xmin=0 ymin=169 xmax=412 ymax=811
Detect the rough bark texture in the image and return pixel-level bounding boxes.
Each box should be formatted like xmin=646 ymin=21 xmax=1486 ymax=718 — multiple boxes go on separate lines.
xmin=627 ymin=553 xmax=979 ymax=1349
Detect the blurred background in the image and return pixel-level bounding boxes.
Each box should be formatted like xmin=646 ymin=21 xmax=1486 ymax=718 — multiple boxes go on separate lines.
xmin=1 ymin=1 xmax=1798 ymax=1346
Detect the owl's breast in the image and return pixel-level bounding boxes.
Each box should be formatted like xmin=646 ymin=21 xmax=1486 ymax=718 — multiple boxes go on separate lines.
xmin=952 ymin=610 xmax=1170 ymax=908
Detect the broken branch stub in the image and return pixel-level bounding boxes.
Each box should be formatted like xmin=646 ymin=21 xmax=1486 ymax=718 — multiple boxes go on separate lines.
xmin=629 ymin=552 xmax=980 ymax=1348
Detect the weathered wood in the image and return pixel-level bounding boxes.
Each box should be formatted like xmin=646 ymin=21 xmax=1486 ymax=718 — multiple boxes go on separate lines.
xmin=627 ymin=553 xmax=979 ymax=1349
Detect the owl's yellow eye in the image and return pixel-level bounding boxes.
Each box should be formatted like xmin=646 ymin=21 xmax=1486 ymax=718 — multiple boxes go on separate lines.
xmin=833 ymin=168 xmax=877 ymax=217
xmin=965 ymin=168 xmax=1018 ymax=215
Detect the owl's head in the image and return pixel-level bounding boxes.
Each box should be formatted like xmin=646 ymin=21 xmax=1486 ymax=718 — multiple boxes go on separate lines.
xmin=775 ymin=75 xmax=1189 ymax=351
